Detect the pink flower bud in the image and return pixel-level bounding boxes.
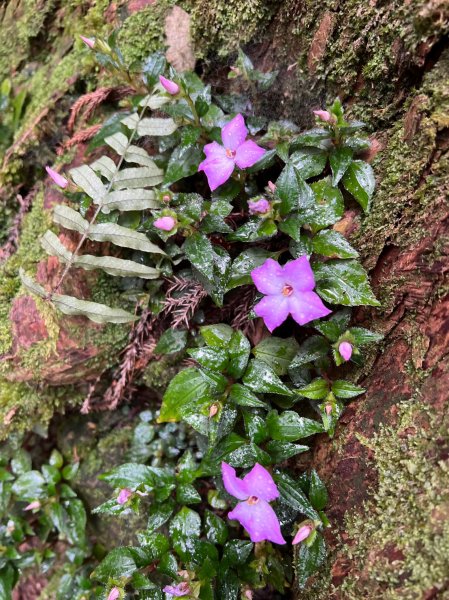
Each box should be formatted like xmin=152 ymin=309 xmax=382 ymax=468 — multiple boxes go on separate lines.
xmin=267 ymin=181 xmax=276 ymax=193
xmin=154 ymin=216 xmax=176 ymax=231
xmin=107 ymin=588 xmax=120 ymax=600
xmin=339 ymin=341 xmax=353 ymax=361
xmin=80 ymin=36 xmax=95 ymax=49
xmin=24 ymin=500 xmax=41 ymax=511
xmin=209 ymin=403 xmax=219 ymax=417
xmin=325 ymin=404 xmax=332 ymax=415
xmin=292 ymin=524 xmax=312 ymax=545
xmin=248 ymin=198 xmax=270 ymax=215
xmin=45 ymin=166 xmax=68 ymax=189
xmin=162 ymin=194 xmax=171 ymax=203
xmin=313 ymin=110 xmax=332 ymax=122
xmin=159 ymin=75 xmax=180 ymax=95
xmin=117 ymin=488 xmax=132 ymax=505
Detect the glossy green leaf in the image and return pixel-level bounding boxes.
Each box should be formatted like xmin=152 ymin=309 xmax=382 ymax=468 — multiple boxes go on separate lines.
xmin=91 ymin=548 xmax=138 ymax=583
xmin=11 ymin=471 xmax=45 ymax=501
xmin=227 ymin=248 xmax=274 ymax=290
xmin=204 ymin=510 xmax=229 ymax=545
xmin=169 ymin=506 xmax=201 ymax=540
xmin=228 ymin=384 xmax=267 ymax=409
xmin=331 ymin=380 xmax=365 ymax=399
xmin=267 ymin=410 xmax=324 ymax=441
xmin=188 ymin=347 xmax=229 ymax=372
xmin=147 ymin=501 xmax=175 ymax=533
xmin=294 ymin=532 xmax=327 ymax=588
xmin=342 ymin=160 xmax=375 ymax=212
xmin=265 ymin=440 xmax=309 ymax=462
xmin=314 ymin=260 xmax=380 ymax=306
xmin=176 ymin=483 xmax=201 ymax=504
xmin=276 ymin=164 xmax=314 ymax=216
xmin=155 ymin=329 xmax=188 ymax=354
xmin=329 ymin=147 xmax=353 ymax=186
xmin=289 ymin=335 xmax=330 ymax=369
xmin=184 ymin=232 xmax=215 ymax=280
xmin=158 ymin=368 xmax=211 ymax=423
xmin=201 ymin=324 xmax=234 ymax=347
xmin=348 ymin=327 xmax=383 ymax=345
xmin=290 ymin=128 xmax=332 ymax=151
xmin=308 ymin=470 xmax=328 ymax=510
xmin=164 ymin=144 xmax=203 ymax=185
xmin=297 ymin=378 xmax=329 ymax=400
xmin=290 ymin=148 xmax=327 ymax=179
xmin=274 ymin=471 xmax=319 ymax=520
xmin=227 ymin=330 xmax=251 ymax=379
xmin=243 ymin=411 xmax=269 ymax=444
xmin=312 ymin=309 xmax=351 ymax=342
xmin=222 ymin=540 xmax=253 ymax=567
xmin=253 ymin=336 xmax=299 ymax=376
xmin=243 ymin=359 xmax=293 ymax=396
xmin=312 ymin=230 xmax=359 ymax=259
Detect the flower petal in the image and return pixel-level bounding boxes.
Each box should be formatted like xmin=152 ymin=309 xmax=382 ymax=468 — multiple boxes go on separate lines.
xmin=242 ymin=463 xmax=279 ymax=502
xmin=251 ymin=258 xmax=285 ymax=295
xmin=228 ymin=499 xmax=286 ymax=544
xmin=221 ymin=114 xmax=248 ymax=151
xmin=254 ymin=295 xmax=289 ymax=333
xmin=198 ymin=143 xmax=235 ymax=191
xmin=288 ymin=290 xmax=332 ymax=326
xmin=221 ymin=462 xmax=249 ymax=500
xmin=234 ymin=140 xmax=266 ymax=169
xmin=283 ymin=256 xmax=316 ymax=292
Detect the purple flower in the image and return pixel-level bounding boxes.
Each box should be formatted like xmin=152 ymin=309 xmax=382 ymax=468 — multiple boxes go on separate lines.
xmin=154 ymin=216 xmax=176 ymax=231
xmin=45 ymin=166 xmax=68 ymax=189
xmin=251 ymin=257 xmax=331 ymax=333
xmin=339 ymin=341 xmax=353 ymax=361
xmin=222 ymin=462 xmax=286 ymax=544
xmin=80 ymin=36 xmax=95 ymax=49
xmin=292 ymin=524 xmax=312 ymax=545
xmin=248 ymin=198 xmax=270 ymax=215
xmin=117 ymin=488 xmax=132 ymax=505
xmin=198 ymin=114 xmax=266 ymax=191
xmin=159 ymin=75 xmax=180 ymax=95
xmin=107 ymin=588 xmax=120 ymax=600
xmin=163 ymin=582 xmax=190 ymax=597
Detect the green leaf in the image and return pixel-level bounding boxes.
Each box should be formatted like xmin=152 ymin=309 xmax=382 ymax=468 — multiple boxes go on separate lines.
xmin=294 ymin=532 xmax=327 ymax=588
xmin=154 ymin=329 xmax=188 ymax=354
xmin=309 ymin=470 xmax=328 ymax=510
xmin=147 ymin=502 xmax=175 ymax=533
xmin=100 ymin=463 xmax=174 ymax=489
xmin=265 ymin=440 xmax=309 ymax=462
xmin=169 ymin=506 xmax=201 ymax=540
xmin=312 ymin=309 xmax=351 ymax=342
xmin=348 ymin=327 xmax=383 ymax=345
xmin=188 ymin=347 xmax=229 ymax=372
xmin=329 ymin=147 xmax=353 ymax=186
xmin=253 ymin=336 xmax=299 ymax=376
xmin=290 ymin=128 xmax=332 ymax=151
xmin=61 ymin=462 xmax=79 ymax=480
xmin=164 ymin=144 xmax=203 ymax=185
xmin=342 ymin=160 xmax=375 ymax=212
xmin=314 ymin=260 xmax=380 ymax=306
xmin=10 ymin=449 xmax=32 ymax=475
xmin=204 ymin=510 xmax=228 ymax=545
xmin=0 ymin=565 xmax=17 ymax=599
xmin=227 ymin=248 xmax=274 ymax=289
xmin=227 ymin=330 xmax=251 ymax=379
xmin=92 ymin=548 xmax=138 ymax=583
xmin=243 ymin=411 xmax=269 ymax=444
xmin=246 ymin=149 xmax=276 ymax=173
xmin=225 ymin=442 xmax=271 ymax=468
xmin=101 ymin=189 xmax=159 ymax=212
xmin=142 ymin=51 xmax=167 ymax=87
xmin=51 ymin=293 xmax=135 ymax=324
xmin=290 ymin=148 xmax=327 ymax=179
xmin=228 ymin=384 xmax=267 ymax=409
xmin=201 ymin=324 xmax=234 ymax=347
xmin=243 ymin=359 xmax=293 ymax=396
xmin=331 ymin=380 xmax=365 ymax=399
xmin=228 ymin=219 xmax=277 ymax=242
xmin=276 ymin=164 xmax=314 ymax=216
xmin=158 ymin=368 xmax=211 ymax=423
xmin=157 ymin=552 xmax=178 ymax=578
xmin=289 ymin=335 xmax=330 ymax=369
xmin=274 ymin=471 xmax=320 ymax=520
xmin=222 ymin=540 xmax=253 ymax=567
xmin=312 ymin=230 xmax=359 ymax=259
xmin=297 ymin=378 xmax=329 ymax=400
xmin=63 ymin=499 xmax=87 ymax=545
xmin=11 ymin=470 xmax=45 ymax=501
xmin=184 ymin=232 xmax=215 ymax=280
xmin=267 ymin=410 xmax=324 ymax=441
xmin=176 ymin=483 xmax=201 ymax=504
xmin=306 ymin=180 xmax=344 ymax=232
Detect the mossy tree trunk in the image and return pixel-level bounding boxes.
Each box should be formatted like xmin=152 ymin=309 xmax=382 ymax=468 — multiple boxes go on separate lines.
xmin=1 ymin=1 xmax=449 ymax=598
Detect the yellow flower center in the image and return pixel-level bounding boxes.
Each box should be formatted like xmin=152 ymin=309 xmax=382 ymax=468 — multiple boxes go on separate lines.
xmin=282 ymin=284 xmax=294 ymax=296
xmin=226 ymin=148 xmax=236 ymax=158
xmin=247 ymin=496 xmax=259 ymax=505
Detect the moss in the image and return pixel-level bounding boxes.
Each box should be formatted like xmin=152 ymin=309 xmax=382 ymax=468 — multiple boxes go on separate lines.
xmin=190 ymin=0 xmax=277 ymax=58
xmin=142 ymin=353 xmax=183 ymax=394
xmin=340 ymin=398 xmax=449 ymax=599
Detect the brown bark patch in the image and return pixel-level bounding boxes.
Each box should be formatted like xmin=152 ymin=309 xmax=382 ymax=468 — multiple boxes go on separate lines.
xmin=9 ymin=296 xmax=48 ymax=352
xmin=165 ymin=6 xmax=195 ymax=72
xmin=307 ymin=11 xmax=335 ymax=74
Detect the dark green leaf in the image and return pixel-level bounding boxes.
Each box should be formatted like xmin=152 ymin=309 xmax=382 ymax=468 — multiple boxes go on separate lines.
xmin=204 ymin=510 xmax=228 ymax=545
xmin=348 ymin=327 xmax=383 ymax=345
xmin=176 ymin=483 xmax=201 ymax=504
xmin=227 ymin=248 xmax=274 ymax=289
xmin=11 ymin=471 xmax=45 ymax=501
xmin=243 ymin=411 xmax=269 ymax=444
xmin=290 ymin=128 xmax=332 ymax=151
xmin=276 ymin=164 xmax=315 ymax=216
xmin=169 ymin=507 xmax=201 ymax=539
xmin=92 ymin=548 xmax=137 ymax=583
xmin=246 ymin=149 xmax=276 ymax=173
xmin=297 ymin=378 xmax=329 ymax=400
xmin=155 ymin=329 xmax=188 ymax=354
xmin=222 ymin=540 xmax=253 ymax=567
xmin=201 ymin=324 xmax=234 ymax=347
xmin=253 ymin=336 xmax=299 ymax=376
xmin=305 ymin=180 xmax=344 ymax=232
xmin=290 ymin=148 xmax=327 ymax=179
xmin=226 ymin=442 xmax=271 ymax=468
xmin=342 ymin=160 xmax=375 ymax=212
xmin=265 ymin=441 xmax=309 ymax=462
xmin=331 ymin=380 xmax=365 ymax=399
xmin=314 ymin=260 xmax=380 ymax=306
xmin=309 ymin=470 xmax=328 ymax=510
xmin=243 ymin=359 xmax=293 ymax=396
xmin=289 ymin=335 xmax=330 ymax=369
xmin=312 ymin=230 xmax=359 ymax=259
xmin=227 ymin=330 xmax=251 ymax=379
xmin=312 ymin=309 xmax=351 ymax=342
xmin=157 ymin=552 xmax=178 ymax=578
xmin=183 ymin=233 xmax=215 ymax=280
xmin=188 ymin=347 xmax=229 ymax=372
xmin=294 ymin=532 xmax=327 ymax=588
xmin=229 ymin=384 xmax=267 ymax=409
xmin=267 ymin=410 xmax=324 ymax=441
xmin=158 ymin=368 xmax=211 ymax=423
xmin=274 ymin=471 xmax=320 ymax=520
xmin=142 ymin=52 xmax=166 ymax=87
xmin=164 ymin=144 xmax=203 ymax=185
xmin=329 ymin=147 xmax=353 ymax=186
xmin=147 ymin=501 xmax=175 ymax=533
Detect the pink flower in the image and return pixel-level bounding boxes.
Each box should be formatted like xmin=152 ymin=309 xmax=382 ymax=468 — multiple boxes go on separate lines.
xmin=339 ymin=341 xmax=353 ymax=361
xmin=107 ymin=588 xmax=120 ymax=600
xmin=292 ymin=524 xmax=312 ymax=545
xmin=24 ymin=501 xmax=41 ymax=511
xmin=251 ymin=257 xmax=331 ymax=332
xmin=117 ymin=488 xmax=132 ymax=505
xmin=163 ymin=582 xmax=190 ymax=597
xmin=159 ymin=75 xmax=180 ymax=95
xmin=325 ymin=403 xmax=333 ymax=415
xmin=80 ymin=36 xmax=95 ymax=49
xmin=45 ymin=166 xmax=68 ymax=189
xmin=154 ymin=216 xmax=176 ymax=231
xmin=248 ymin=198 xmax=270 ymax=215
xmin=198 ymin=114 xmax=266 ymax=191
xmin=313 ymin=110 xmax=332 ymax=122
xmin=222 ymin=462 xmax=286 ymax=544
xmin=267 ymin=181 xmax=276 ymax=193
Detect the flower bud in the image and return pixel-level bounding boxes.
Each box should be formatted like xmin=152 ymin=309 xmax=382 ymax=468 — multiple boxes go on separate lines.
xmin=80 ymin=36 xmax=95 ymax=49
xmin=248 ymin=198 xmax=270 ymax=215
xmin=325 ymin=403 xmax=332 ymax=415
xmin=159 ymin=75 xmax=180 ymax=95
xmin=162 ymin=194 xmax=171 ymax=203
xmin=209 ymin=403 xmax=219 ymax=417
xmin=154 ymin=216 xmax=176 ymax=231
xmin=313 ymin=110 xmax=332 ymax=122
xmin=24 ymin=500 xmax=41 ymax=511
xmin=45 ymin=166 xmax=68 ymax=189
xmin=267 ymin=180 xmax=276 ymax=193
xmin=292 ymin=524 xmax=312 ymax=545
xmin=339 ymin=341 xmax=353 ymax=361
xmin=107 ymin=588 xmax=120 ymax=600
xmin=117 ymin=488 xmax=132 ymax=505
